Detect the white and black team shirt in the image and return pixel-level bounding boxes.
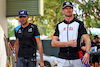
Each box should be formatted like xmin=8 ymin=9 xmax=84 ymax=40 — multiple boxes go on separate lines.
xmin=54 ymin=18 xmax=87 ymax=60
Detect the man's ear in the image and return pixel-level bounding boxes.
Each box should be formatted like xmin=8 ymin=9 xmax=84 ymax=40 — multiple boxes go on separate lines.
xmin=62 ymin=9 xmax=64 ymax=14
xmin=27 ymin=16 xmax=29 ymax=18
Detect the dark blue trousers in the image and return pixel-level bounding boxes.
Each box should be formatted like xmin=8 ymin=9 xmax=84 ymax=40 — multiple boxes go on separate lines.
xmin=17 ymin=57 xmax=36 ymax=67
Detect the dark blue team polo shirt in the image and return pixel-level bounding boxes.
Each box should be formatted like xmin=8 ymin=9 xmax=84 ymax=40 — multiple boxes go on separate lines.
xmin=15 ymin=23 xmax=40 ymax=58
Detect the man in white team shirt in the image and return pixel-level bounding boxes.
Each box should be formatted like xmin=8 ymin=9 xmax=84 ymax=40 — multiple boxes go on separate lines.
xmin=51 ymin=1 xmax=91 ymax=67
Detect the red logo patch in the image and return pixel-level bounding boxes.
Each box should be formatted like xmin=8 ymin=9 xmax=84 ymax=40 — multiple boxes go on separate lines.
xmin=69 ymin=27 xmax=73 ymax=30
xmin=63 ymin=27 xmax=66 ymax=30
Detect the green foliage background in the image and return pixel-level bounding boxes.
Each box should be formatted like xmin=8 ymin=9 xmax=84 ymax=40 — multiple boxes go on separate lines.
xmin=8 ymin=0 xmax=100 ymax=39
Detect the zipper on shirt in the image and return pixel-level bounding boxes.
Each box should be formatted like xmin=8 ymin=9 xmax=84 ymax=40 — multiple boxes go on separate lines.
xmin=67 ymin=24 xmax=69 ymax=41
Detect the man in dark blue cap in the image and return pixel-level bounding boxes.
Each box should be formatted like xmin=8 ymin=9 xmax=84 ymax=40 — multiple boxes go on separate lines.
xmin=51 ymin=1 xmax=91 ymax=67
xmin=15 ymin=9 xmax=44 ymax=67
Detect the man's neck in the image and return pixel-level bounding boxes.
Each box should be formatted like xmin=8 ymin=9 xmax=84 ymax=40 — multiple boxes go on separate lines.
xmin=64 ymin=15 xmax=74 ymax=22
xmin=21 ymin=22 xmax=29 ymax=28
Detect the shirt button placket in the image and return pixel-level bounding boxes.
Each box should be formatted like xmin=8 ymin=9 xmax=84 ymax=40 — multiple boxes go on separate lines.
xmin=67 ymin=48 xmax=69 ymax=54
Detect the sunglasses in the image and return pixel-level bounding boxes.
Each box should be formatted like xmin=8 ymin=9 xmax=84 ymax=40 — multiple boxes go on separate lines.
xmin=19 ymin=16 xmax=27 ymax=18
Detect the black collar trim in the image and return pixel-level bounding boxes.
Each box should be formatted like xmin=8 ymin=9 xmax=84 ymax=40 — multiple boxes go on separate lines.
xmin=63 ymin=18 xmax=76 ymax=24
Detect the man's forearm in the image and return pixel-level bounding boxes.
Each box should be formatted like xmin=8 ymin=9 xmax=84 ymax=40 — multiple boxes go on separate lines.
xmin=51 ymin=39 xmax=77 ymax=47
xmin=82 ymin=34 xmax=91 ymax=53
xmin=36 ymin=37 xmax=44 ymax=62
xmin=85 ymin=38 xmax=91 ymax=52
xmin=51 ymin=40 xmax=69 ymax=47
xmin=15 ymin=45 xmax=18 ymax=60
xmin=38 ymin=45 xmax=43 ymax=62
xmin=15 ymin=39 xmax=19 ymax=61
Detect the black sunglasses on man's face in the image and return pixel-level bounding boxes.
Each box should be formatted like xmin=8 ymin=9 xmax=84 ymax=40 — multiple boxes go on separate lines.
xmin=19 ymin=16 xmax=27 ymax=18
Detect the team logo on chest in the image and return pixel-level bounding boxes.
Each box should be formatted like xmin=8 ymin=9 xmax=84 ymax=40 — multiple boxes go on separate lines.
xmin=18 ymin=29 xmax=22 ymax=33
xmin=63 ymin=27 xmax=66 ymax=30
xmin=69 ymin=27 xmax=73 ymax=30
xmin=28 ymin=28 xmax=32 ymax=32
xmin=31 ymin=25 xmax=34 ymax=28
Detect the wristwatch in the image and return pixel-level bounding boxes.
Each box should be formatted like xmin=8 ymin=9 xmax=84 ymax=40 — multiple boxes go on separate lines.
xmin=86 ymin=51 xmax=90 ymax=54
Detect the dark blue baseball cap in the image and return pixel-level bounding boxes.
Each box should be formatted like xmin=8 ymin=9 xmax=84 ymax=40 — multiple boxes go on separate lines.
xmin=18 ymin=9 xmax=29 ymax=17
xmin=62 ymin=2 xmax=73 ymax=9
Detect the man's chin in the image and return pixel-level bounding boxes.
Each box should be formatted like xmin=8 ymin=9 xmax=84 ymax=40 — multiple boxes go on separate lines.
xmin=22 ymin=22 xmax=26 ymax=25
xmin=65 ymin=15 xmax=72 ymax=17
